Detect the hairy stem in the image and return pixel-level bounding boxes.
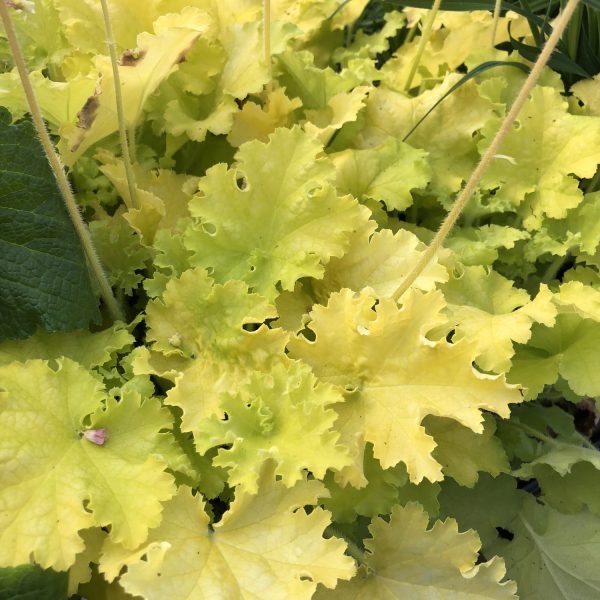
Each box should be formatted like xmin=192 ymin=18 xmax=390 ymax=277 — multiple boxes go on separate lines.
xmin=0 ymin=1 xmax=123 ymax=321
xmin=394 ymin=0 xmax=581 ymax=300
xmin=99 ymin=0 xmax=139 ymax=210
xmin=541 ymin=252 xmax=569 ymax=284
xmin=264 ymin=0 xmax=272 ymax=95
xmin=404 ymin=0 xmax=442 ymax=91
xmin=491 ymin=0 xmax=502 ymax=46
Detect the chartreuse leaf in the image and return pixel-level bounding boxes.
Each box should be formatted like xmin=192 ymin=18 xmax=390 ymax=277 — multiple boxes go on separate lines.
xmin=145 ymin=267 xmax=285 ymax=360
xmin=77 ymin=566 xmax=138 ymax=599
xmin=53 ymin=0 xmax=163 ymax=55
xmin=501 ymin=497 xmax=600 ymax=600
xmin=0 ymin=109 xmax=99 ymax=339
xmin=498 ymin=403 xmax=600 ymax=480
xmin=0 ymin=564 xmax=68 ymax=600
xmin=379 ymin=10 xmax=528 ymax=91
xmin=184 ymin=127 xmax=368 ymax=300
xmin=275 ymin=50 xmax=369 ymax=143
xmin=228 ymin=87 xmax=303 ymax=147
xmin=0 ymin=359 xmax=176 ymax=570
xmin=332 ymin=10 xmax=406 ymax=78
xmin=536 ymin=462 xmax=600 ymax=517
xmin=5 ymin=0 xmax=71 ymax=72
xmin=525 ymin=192 xmax=600 ymax=262
xmin=67 ymin=528 xmax=106 ymax=595
xmin=289 ymin=288 xmax=521 ymax=486
xmin=438 ymin=474 xmax=525 ymax=550
xmin=425 ymin=413 xmax=510 ymax=487
xmin=0 ymin=70 xmax=96 ymax=130
xmin=304 ymin=85 xmax=369 ymax=145
xmin=144 ymin=228 xmax=192 ymax=299
xmin=446 ymin=225 xmax=529 ymax=267
xmin=397 ymin=477 xmax=442 ymax=518
xmin=332 ymin=138 xmax=431 ymax=211
xmin=100 ymin=468 xmax=355 ymax=599
xmin=89 ymin=213 xmax=151 ymax=296
xmin=277 ymin=50 xmax=360 ymax=111
xmin=441 ymin=266 xmax=556 ymax=372
xmin=314 ymin=503 xmax=517 ymax=599
xmin=572 ymin=74 xmax=600 ymax=116
xmin=508 ymin=313 xmax=600 ymax=399
xmin=167 ymin=428 xmax=228 ymax=500
xmin=439 ymin=478 xmax=600 ymax=598
xmin=271 ymin=0 xmax=360 ymax=41
xmin=0 ymin=322 xmax=132 ymax=368
xmin=145 ymin=267 xmax=288 ymax=431
xmin=359 ymin=78 xmax=495 ymax=197
xmin=322 ymin=444 xmax=409 ymax=523
xmin=314 ymin=220 xmax=448 ymax=301
xmin=495 ymin=403 xmax=585 ymax=464
xmin=196 ymin=361 xmax=350 ymax=494
xmin=479 ymin=86 xmax=600 ymax=230
xmin=97 ymin=152 xmax=198 ymax=244
xmin=148 ymin=3 xmax=279 ymax=144
xmin=59 ymin=11 xmax=203 ymax=165
xmin=555 ymin=278 xmax=600 ymax=321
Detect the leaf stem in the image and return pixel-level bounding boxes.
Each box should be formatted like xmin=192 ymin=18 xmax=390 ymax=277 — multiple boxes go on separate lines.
xmin=404 ymin=0 xmax=442 ymax=91
xmin=491 ymin=0 xmax=502 ymax=46
xmin=511 ymin=419 xmax=596 ymax=451
xmin=328 ymin=526 xmax=367 ymax=565
xmin=99 ymin=0 xmax=139 ymax=210
xmin=264 ymin=0 xmax=272 ymax=95
xmin=541 ymin=252 xmax=569 ymax=284
xmin=394 ymin=0 xmax=581 ymax=301
xmin=0 ymin=1 xmax=123 ymax=322
xmin=510 ymin=420 xmax=562 ymax=447
xmin=128 ymin=123 xmax=137 ymax=163
xmin=405 ymin=17 xmax=420 ymax=45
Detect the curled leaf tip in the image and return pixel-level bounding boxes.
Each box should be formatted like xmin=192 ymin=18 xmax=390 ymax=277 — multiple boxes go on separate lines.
xmin=82 ymin=428 xmax=107 ymax=445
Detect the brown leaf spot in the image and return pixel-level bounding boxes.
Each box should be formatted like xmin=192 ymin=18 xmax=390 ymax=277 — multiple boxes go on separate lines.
xmin=175 ymin=34 xmax=201 ymax=64
xmin=120 ymin=48 xmax=147 ymax=66
xmin=71 ymin=85 xmax=101 ymax=151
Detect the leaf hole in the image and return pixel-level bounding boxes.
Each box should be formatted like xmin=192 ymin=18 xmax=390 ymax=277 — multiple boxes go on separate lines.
xmin=299 ymin=327 xmax=316 ymax=342
xmin=202 ymin=222 xmax=217 ymax=236
xmin=235 ymin=172 xmax=248 ymax=191
xmin=496 ymin=526 xmax=514 ymax=541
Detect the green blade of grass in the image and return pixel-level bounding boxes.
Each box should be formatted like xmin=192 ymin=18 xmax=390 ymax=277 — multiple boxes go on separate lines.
xmin=402 ymin=60 xmax=530 ymax=143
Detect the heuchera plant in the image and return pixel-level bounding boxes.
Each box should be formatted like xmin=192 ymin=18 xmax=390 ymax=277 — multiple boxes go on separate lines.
xmin=1 ymin=0 xmax=600 ymax=598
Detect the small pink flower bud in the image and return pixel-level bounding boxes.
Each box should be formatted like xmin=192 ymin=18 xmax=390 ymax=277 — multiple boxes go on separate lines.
xmin=82 ymin=428 xmax=107 ymax=445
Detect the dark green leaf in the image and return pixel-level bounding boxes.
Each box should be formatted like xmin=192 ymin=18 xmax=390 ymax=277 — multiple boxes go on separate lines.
xmin=0 ymin=564 xmax=68 ymax=600
xmin=582 ymin=0 xmax=600 ymax=11
xmin=0 ymin=108 xmax=100 ymax=340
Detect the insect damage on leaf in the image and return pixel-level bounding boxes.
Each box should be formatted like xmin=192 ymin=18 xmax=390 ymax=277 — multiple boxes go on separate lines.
xmin=120 ymin=48 xmax=147 ymax=66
